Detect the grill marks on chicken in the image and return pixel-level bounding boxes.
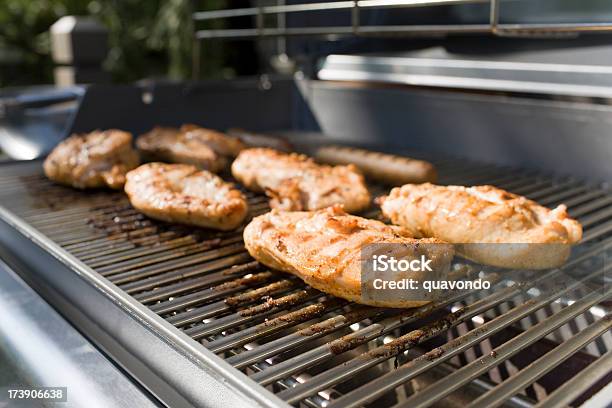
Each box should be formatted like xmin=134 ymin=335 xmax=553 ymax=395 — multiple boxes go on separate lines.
xmin=43 ymin=129 xmax=139 ymax=189
xmin=46 ymin=126 xmax=582 ymax=273
xmin=124 ymin=163 xmax=248 ymax=230
xmin=232 ymin=148 xmax=371 ymax=213
xmin=378 ymin=183 xmax=583 ymax=269
xmin=243 ymin=206 xmax=454 ymax=308
xmin=136 ymin=125 xmax=246 ymax=172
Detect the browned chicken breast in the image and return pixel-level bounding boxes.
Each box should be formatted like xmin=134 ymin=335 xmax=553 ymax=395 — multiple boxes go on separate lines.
xmin=136 ymin=124 xmax=246 ymax=172
xmin=43 ymin=129 xmax=139 ymax=189
xmin=378 ymin=183 xmax=583 ymax=269
xmin=181 ymin=124 xmax=246 ymax=157
xmin=243 ymin=206 xmax=454 ymax=308
xmin=232 ymin=148 xmax=371 ymax=213
xmin=124 ymin=163 xmax=248 ymax=230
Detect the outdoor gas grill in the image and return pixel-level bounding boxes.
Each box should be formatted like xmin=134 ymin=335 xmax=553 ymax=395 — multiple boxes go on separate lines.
xmin=0 ymin=77 xmax=611 ymax=408
xmin=1 ymin=1 xmax=612 ymax=407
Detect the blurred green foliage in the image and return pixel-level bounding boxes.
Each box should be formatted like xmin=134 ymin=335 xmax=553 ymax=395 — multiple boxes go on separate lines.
xmin=0 ymin=0 xmax=230 ymax=87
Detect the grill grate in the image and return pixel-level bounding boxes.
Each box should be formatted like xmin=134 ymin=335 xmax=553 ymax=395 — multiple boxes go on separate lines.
xmin=0 ymin=154 xmax=610 ymax=408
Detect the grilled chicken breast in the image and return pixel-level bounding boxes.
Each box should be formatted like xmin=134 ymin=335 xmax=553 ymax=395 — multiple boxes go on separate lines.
xmin=232 ymin=148 xmax=371 ymax=213
xmin=181 ymin=124 xmax=245 ymax=157
xmin=43 ymin=129 xmax=139 ymax=189
xmin=125 ymin=163 xmax=248 ymax=230
xmin=243 ymin=206 xmax=454 ymax=308
xmin=378 ymin=183 xmax=583 ymax=269
xmin=136 ymin=124 xmax=246 ymax=172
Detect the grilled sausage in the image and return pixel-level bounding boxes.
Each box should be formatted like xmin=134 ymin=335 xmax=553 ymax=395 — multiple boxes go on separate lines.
xmin=316 ymin=145 xmax=437 ymax=185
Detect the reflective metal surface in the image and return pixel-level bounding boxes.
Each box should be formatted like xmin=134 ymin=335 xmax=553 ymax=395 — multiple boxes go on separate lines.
xmin=0 ymin=259 xmax=157 ymax=408
xmin=318 ymin=53 xmax=612 ymax=98
xmin=0 ymin=162 xmax=291 ymax=408
xmin=0 ymin=87 xmax=81 ymax=160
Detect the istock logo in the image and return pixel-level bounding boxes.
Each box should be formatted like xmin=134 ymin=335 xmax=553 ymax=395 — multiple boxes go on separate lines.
xmin=372 ymin=254 xmax=433 ymax=272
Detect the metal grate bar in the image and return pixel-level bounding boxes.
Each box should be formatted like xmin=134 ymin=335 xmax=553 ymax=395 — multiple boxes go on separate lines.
xmin=166 ymin=279 xmax=300 ymax=327
xmin=206 ymin=298 xmax=348 ymax=354
xmin=581 ymin=206 xmax=612 ymax=228
xmin=533 ymin=350 xmax=612 ymax=408
xmin=538 ymin=185 xmax=592 ymax=207
xmin=226 ymin=305 xmax=389 ymax=369
xmin=508 ymin=180 xmax=565 ymax=198
xmin=76 ymin=231 xmax=181 ymax=261
xmin=571 ymin=194 xmax=612 ymax=218
xmin=583 ymin=219 xmax=612 ymax=242
xmin=106 ymin=242 xmax=246 ymax=284
xmin=96 ymin=237 xmax=241 ymax=274
xmin=272 ymin=255 xmax=608 ymax=404
xmin=1 ymin=149 xmax=610 ymax=408
xmin=467 ymin=315 xmax=611 ymax=408
xmin=86 ymin=236 xmax=202 ymax=267
xmin=326 ymin=275 xmax=606 ymax=407
xmin=69 ymin=225 xmax=211 ymax=256
xmin=224 ymin=265 xmax=472 ymax=368
xmin=64 ymin=226 xmax=167 ymax=252
xmin=119 ymin=252 xmax=254 ymax=294
xmin=26 ymin=204 xmax=134 ymax=226
xmin=524 ymin=180 xmax=583 ymax=202
xmin=249 ymin=270 xmax=502 ymax=386
xmin=150 ymin=272 xmax=272 ymax=314
xmin=275 ymin=285 xmax=519 ymax=403
xmin=393 ymin=288 xmax=610 ymax=408
xmin=184 ymin=289 xmax=323 ymax=341
xmin=141 ymin=261 xmax=262 ymax=305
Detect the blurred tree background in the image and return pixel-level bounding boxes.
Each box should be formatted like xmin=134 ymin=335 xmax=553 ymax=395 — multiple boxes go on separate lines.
xmin=0 ymin=0 xmax=258 ymax=87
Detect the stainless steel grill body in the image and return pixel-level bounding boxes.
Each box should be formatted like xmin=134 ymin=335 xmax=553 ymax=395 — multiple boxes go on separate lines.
xmin=0 ymin=150 xmax=610 ymax=408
